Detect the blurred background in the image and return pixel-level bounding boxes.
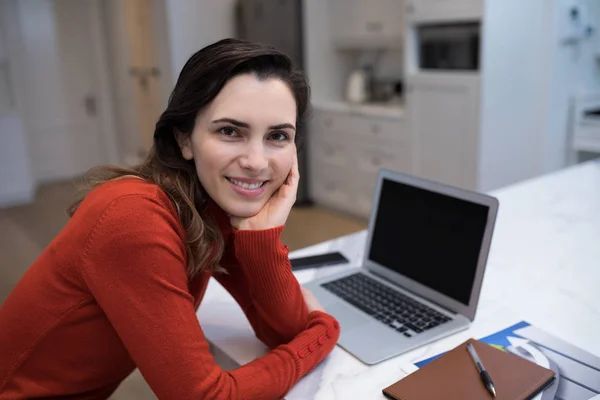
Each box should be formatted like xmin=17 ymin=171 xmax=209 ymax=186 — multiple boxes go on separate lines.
xmin=0 ymin=0 xmax=599 ymax=398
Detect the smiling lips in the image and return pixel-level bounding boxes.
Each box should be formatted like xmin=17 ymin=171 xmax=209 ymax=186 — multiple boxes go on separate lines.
xmin=226 ymin=177 xmax=268 ymax=197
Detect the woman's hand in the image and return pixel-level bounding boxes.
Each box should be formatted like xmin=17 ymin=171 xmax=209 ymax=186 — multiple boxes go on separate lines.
xmin=300 ymin=287 xmax=326 ymax=313
xmin=230 ymin=149 xmax=299 ymax=231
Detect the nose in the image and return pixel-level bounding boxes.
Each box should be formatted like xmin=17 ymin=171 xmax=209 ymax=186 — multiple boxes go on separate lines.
xmin=238 ymin=141 xmax=268 ymax=173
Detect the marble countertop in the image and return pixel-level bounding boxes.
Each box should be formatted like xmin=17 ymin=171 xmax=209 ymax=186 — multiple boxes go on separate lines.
xmin=196 ymin=159 xmax=600 ymax=399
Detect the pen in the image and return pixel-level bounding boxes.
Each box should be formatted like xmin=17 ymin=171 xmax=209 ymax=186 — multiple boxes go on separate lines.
xmin=467 ymin=343 xmax=497 ymax=398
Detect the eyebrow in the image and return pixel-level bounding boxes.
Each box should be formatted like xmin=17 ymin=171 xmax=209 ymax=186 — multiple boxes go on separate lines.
xmin=211 ymin=118 xmax=296 ymax=131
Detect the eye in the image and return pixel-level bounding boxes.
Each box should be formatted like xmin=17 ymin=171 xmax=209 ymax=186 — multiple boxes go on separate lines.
xmin=218 ymin=126 xmax=239 ymax=137
xmin=269 ymin=131 xmax=290 ymax=142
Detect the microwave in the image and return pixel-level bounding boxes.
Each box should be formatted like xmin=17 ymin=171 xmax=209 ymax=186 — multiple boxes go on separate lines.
xmin=417 ymin=22 xmax=481 ymax=71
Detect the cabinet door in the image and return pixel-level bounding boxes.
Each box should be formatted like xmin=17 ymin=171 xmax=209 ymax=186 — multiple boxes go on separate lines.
xmin=404 ymin=0 xmax=483 ymax=22
xmin=357 ymin=116 xmax=410 ymax=144
xmin=362 ymin=0 xmax=404 ymax=41
xmin=329 ymin=0 xmax=404 ymax=48
xmin=328 ymin=0 xmax=361 ymax=45
xmin=309 ymin=160 xmax=356 ymax=215
xmin=308 ymin=109 xmax=355 ymax=212
xmin=406 ymin=74 xmax=480 ymax=190
xmin=352 ymin=143 xmax=413 ymax=219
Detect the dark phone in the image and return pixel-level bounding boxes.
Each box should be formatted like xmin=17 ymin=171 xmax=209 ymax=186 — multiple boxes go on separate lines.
xmin=289 ymin=251 xmax=350 ymax=271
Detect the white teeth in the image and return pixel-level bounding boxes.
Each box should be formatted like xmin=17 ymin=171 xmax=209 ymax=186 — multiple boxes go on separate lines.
xmin=229 ymin=178 xmax=264 ymax=190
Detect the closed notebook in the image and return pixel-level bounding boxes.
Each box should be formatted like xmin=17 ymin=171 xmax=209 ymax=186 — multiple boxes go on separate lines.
xmin=382 ymin=338 xmax=555 ymax=400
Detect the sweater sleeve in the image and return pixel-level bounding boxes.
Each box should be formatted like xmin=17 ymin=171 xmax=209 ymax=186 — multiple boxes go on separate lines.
xmin=79 ymin=192 xmax=340 ymax=400
xmin=213 ymin=227 xmax=309 ymax=349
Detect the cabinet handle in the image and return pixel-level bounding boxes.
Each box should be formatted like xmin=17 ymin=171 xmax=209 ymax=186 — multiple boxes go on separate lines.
xmin=366 ymin=21 xmax=383 ymax=32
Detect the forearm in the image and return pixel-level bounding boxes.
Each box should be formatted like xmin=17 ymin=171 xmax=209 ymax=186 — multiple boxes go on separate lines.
xmin=222 ymin=311 xmax=339 ymax=399
xmin=231 ymin=226 xmax=308 ymax=344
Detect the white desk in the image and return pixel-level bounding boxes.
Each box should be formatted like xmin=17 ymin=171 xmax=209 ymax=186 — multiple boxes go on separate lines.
xmin=196 ymin=159 xmax=600 ymax=399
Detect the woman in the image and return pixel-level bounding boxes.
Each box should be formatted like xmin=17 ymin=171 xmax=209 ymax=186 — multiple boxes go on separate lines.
xmin=0 ymin=38 xmax=340 ymax=399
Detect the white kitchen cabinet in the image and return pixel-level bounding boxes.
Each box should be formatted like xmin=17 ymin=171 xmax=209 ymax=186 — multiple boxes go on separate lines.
xmin=308 ymin=106 xmax=411 ymax=219
xmin=352 ymin=143 xmax=413 ymax=217
xmin=309 ymin=161 xmax=357 ymax=215
xmin=406 ymin=73 xmax=480 ymax=190
xmin=404 ymin=0 xmax=483 ymax=22
xmin=329 ymin=0 xmax=404 ymax=49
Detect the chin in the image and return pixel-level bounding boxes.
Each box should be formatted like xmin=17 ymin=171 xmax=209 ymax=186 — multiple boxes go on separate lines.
xmin=222 ymin=200 xmax=266 ymax=218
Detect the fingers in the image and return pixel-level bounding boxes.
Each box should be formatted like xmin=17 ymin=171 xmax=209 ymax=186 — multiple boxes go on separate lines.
xmin=293 ymin=148 xmax=299 ymax=179
xmin=273 ymin=149 xmax=299 ymax=206
xmin=287 ymin=148 xmax=299 ymax=187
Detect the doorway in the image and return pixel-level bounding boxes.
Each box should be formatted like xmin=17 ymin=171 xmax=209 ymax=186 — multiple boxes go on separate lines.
xmin=10 ymin=0 xmax=117 ymax=182
xmin=101 ymin=0 xmax=171 ymax=166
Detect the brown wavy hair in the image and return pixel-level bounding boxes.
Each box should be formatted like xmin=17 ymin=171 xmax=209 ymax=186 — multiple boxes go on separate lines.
xmin=68 ymin=38 xmax=310 ymax=278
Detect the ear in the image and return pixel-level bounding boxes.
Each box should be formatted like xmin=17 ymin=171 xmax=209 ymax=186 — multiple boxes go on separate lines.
xmin=175 ymin=130 xmax=193 ymax=160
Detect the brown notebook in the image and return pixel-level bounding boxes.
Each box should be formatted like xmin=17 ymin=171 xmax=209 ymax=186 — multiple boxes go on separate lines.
xmin=383 ymin=338 xmax=555 ymax=400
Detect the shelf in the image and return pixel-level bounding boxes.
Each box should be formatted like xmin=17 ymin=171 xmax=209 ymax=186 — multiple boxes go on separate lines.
xmin=313 ymin=100 xmax=405 ymax=119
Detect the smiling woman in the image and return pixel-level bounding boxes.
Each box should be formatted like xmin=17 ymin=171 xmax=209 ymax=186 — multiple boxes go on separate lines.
xmin=0 ymin=38 xmax=340 ymax=400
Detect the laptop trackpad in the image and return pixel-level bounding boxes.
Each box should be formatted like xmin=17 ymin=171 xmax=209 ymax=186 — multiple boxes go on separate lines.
xmin=327 ymin=302 xmax=371 ymax=332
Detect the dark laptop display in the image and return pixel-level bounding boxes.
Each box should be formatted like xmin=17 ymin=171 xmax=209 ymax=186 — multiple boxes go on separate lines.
xmin=368 ymin=178 xmax=490 ymax=306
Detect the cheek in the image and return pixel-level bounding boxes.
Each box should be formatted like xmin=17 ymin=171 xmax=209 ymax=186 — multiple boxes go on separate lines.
xmin=193 ymin=139 xmax=228 ymax=170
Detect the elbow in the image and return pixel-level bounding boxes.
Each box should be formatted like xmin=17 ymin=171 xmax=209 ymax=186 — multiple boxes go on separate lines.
xmin=198 ymin=370 xmax=243 ymax=400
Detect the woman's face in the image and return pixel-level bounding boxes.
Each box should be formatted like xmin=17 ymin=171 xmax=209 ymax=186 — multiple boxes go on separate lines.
xmin=178 ymin=73 xmax=297 ymax=218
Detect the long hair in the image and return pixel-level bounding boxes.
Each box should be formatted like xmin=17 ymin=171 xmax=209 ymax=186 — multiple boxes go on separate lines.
xmin=67 ymin=38 xmax=310 ymax=278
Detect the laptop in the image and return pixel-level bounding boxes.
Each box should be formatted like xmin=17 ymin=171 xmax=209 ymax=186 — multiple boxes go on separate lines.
xmin=303 ymin=168 xmax=499 ymax=365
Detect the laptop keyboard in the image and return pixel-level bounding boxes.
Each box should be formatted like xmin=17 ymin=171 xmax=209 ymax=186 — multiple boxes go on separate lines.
xmin=321 ymin=273 xmax=452 ymax=337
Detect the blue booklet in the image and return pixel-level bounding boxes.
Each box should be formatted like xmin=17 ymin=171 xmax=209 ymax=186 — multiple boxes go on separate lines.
xmin=414 ymin=321 xmax=600 ymax=400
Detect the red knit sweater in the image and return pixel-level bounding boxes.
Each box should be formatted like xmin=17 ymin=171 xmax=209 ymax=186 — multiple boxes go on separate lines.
xmin=0 ymin=178 xmax=340 ymax=399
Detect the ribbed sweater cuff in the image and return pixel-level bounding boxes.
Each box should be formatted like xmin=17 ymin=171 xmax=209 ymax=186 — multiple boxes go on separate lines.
xmin=231 ymin=226 xmax=289 ymax=282
xmin=286 ymin=310 xmax=341 ymax=374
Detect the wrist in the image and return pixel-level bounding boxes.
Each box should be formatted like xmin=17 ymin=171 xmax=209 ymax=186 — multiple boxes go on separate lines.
xmin=229 ymin=215 xmax=286 ymax=231
xmin=232 ymin=224 xmax=285 ymax=234
xmin=232 ymin=226 xmax=287 ymax=260
xmin=232 ymin=221 xmax=277 ymax=231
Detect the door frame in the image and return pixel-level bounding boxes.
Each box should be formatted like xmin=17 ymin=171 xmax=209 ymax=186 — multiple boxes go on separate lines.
xmin=88 ymin=0 xmax=119 ymax=166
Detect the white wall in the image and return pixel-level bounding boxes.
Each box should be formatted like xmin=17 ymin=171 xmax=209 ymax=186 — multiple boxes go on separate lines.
xmin=164 ymin=0 xmax=236 ymax=83
xmin=577 ymin=0 xmax=600 ymax=91
xmin=0 ymin=0 xmax=35 ymax=207
xmin=17 ymin=0 xmax=67 ymax=181
xmin=478 ymin=0 xmax=600 ymax=191
xmin=538 ymin=0 xmax=600 ymax=171
xmin=303 ymin=0 xmax=351 ymax=103
xmin=0 ymin=0 xmax=117 ymax=205
xmin=478 ymin=0 xmax=547 ymax=191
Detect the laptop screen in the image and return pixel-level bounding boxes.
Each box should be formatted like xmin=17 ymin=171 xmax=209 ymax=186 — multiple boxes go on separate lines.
xmin=368 ymin=178 xmax=489 ymax=306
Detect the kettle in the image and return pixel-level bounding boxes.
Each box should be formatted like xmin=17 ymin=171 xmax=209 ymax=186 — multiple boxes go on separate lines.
xmin=346 ymin=68 xmax=370 ymax=104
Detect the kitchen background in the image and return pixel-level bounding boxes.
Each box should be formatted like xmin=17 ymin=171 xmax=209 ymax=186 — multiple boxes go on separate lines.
xmin=0 ymin=0 xmax=599 ymax=398
xmin=2 ymin=0 xmax=600 ymax=215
